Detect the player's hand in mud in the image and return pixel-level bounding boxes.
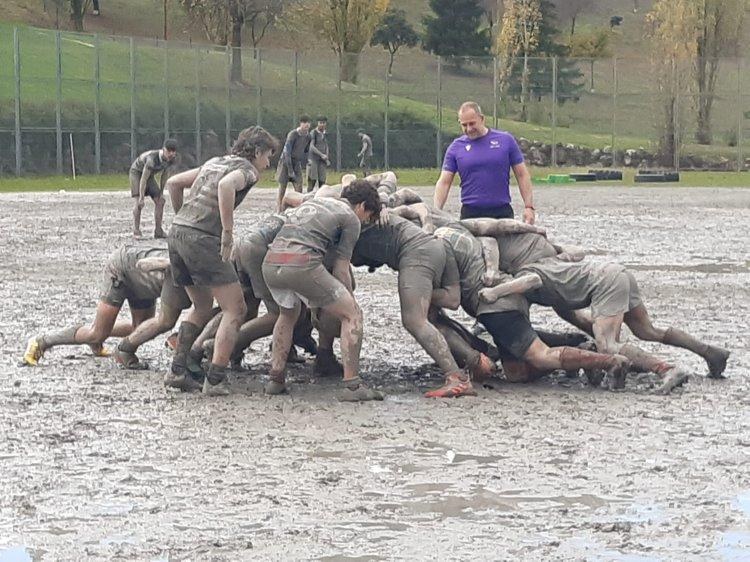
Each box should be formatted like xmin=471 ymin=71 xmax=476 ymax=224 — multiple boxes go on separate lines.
xmin=523 ymin=207 xmax=536 ymax=225
xmin=221 ymin=229 xmax=233 ymax=262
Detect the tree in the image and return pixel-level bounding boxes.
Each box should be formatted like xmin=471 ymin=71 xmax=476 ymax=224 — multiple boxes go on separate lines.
xmin=496 ymin=0 xmax=542 ymax=121
xmin=498 ymin=0 xmax=583 ymax=120
xmin=68 ymin=0 xmax=91 ymax=31
xmin=551 ymin=0 xmax=593 ymax=35
xmin=646 ymin=0 xmax=699 ymax=166
xmin=693 ymin=0 xmax=744 ymax=144
xmin=370 ymin=7 xmax=419 ymax=76
xmin=568 ymin=27 xmax=611 ymax=90
xmin=180 ymin=0 xmax=288 ymax=83
xmin=291 ymin=0 xmax=389 ymax=84
xmin=423 ymin=0 xmax=491 ymax=66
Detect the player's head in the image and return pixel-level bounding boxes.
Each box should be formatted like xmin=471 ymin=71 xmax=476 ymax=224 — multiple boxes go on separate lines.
xmin=232 ymin=126 xmax=279 ymax=170
xmin=162 ymin=138 xmax=178 ymax=161
xmin=298 ymin=114 xmax=311 ymax=133
xmin=458 ymin=101 xmax=486 ymax=139
xmin=356 ymin=129 xmax=365 ymax=139
xmin=341 ymin=179 xmax=381 ymax=224
xmin=316 ymin=116 xmax=328 ymax=131
xmin=341 ymin=173 xmax=357 ymax=187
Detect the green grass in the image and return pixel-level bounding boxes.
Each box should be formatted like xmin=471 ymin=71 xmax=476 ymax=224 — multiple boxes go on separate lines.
xmin=2 ymin=168 xmax=749 ymax=193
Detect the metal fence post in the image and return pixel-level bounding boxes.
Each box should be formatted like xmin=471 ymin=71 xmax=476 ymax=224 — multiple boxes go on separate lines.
xmin=130 ymin=37 xmax=137 ymax=162
xmin=293 ymin=51 xmax=299 ymax=127
xmin=194 ymin=46 xmax=201 ymax=163
xmin=94 ymin=34 xmax=101 ymax=174
xmin=256 ymin=49 xmax=262 ymax=126
xmin=738 ymin=58 xmax=743 ymax=172
xmin=551 ymin=57 xmax=557 ymax=167
xmin=611 ymin=58 xmax=617 ymax=168
xmin=673 ymin=93 xmax=679 ymax=170
xmin=163 ymin=41 xmax=169 ymax=140
xmin=384 ymin=67 xmax=390 ymax=170
xmin=493 ymin=56 xmax=498 ymax=128
xmin=55 ymin=30 xmax=63 ymax=175
xmin=13 ymin=27 xmax=21 ymax=176
xmin=336 ymin=52 xmax=342 ymax=171
xmin=436 ymin=56 xmax=442 ymax=168
xmin=225 ymin=45 xmax=231 ymax=151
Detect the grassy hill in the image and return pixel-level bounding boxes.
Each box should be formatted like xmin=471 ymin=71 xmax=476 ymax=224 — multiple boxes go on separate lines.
xmin=2 ymin=0 xmax=748 ymax=175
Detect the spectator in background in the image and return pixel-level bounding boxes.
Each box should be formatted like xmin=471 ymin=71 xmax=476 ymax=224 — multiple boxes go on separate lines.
xmin=357 ymin=129 xmax=373 ymax=176
xmin=276 ymin=115 xmax=311 ymax=211
xmin=92 ymin=0 xmax=100 ymax=15
xmin=434 ymin=101 xmax=536 ymax=224
xmin=307 ymin=116 xmax=330 ymax=192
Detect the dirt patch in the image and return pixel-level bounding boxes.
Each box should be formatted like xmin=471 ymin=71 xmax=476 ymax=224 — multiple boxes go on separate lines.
xmin=1 ymin=185 xmax=749 ymax=560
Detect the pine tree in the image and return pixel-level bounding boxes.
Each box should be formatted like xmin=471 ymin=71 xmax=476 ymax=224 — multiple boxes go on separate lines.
xmin=423 ymin=0 xmax=491 ymax=66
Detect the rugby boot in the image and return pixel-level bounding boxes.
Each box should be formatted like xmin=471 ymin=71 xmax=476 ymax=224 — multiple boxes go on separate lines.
xmin=314 ymin=349 xmax=344 ymax=377
xmin=22 ymin=337 xmax=44 ymax=367
xmin=424 ymin=371 xmax=477 ymax=398
xmin=654 ymin=366 xmax=690 ymax=395
xmin=264 ymin=371 xmax=288 ymax=395
xmin=202 ymin=364 xmax=231 ymax=396
xmin=114 ymin=342 xmax=149 ymax=370
xmin=337 ymin=377 xmax=384 ymax=402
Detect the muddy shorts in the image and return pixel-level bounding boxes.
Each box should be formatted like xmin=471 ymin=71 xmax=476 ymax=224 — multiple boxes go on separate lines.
xmin=129 ymin=170 xmax=161 ymax=199
xmin=591 ymin=265 xmax=643 ymax=319
xmin=235 ymin=235 xmax=273 ymax=302
xmin=398 ymin=239 xmax=454 ymax=293
xmin=159 ymin=268 xmax=192 ymax=311
xmin=168 ymin=225 xmax=238 ymax=287
xmin=262 ymin=258 xmax=347 ymax=310
xmin=477 ymin=310 xmax=538 ymax=360
xmin=276 ymin=160 xmax=303 ymax=188
xmin=100 ymin=267 xmax=156 ymax=310
xmin=308 ymin=160 xmax=327 ymax=183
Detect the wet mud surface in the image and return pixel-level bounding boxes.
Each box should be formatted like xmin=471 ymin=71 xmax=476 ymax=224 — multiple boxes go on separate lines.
xmin=1 ymin=185 xmax=749 ymax=560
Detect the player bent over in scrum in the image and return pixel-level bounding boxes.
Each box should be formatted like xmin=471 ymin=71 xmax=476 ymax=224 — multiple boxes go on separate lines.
xmin=23 ymin=240 xmax=189 ymax=366
xmin=262 ymin=180 xmax=382 ymax=401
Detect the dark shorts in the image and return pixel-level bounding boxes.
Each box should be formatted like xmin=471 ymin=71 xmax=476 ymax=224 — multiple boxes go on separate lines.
xmin=477 ymin=310 xmax=538 ymax=360
xmin=276 ymin=160 xmax=303 ymax=188
xmin=398 ymin=240 xmax=448 ymax=292
xmin=160 ymin=269 xmax=192 ymax=311
xmin=99 ymin=270 xmax=156 ymax=311
xmin=168 ymin=225 xmax=238 ymax=287
xmin=459 ymin=204 xmax=514 ymax=220
xmin=129 ymin=170 xmax=161 ymax=199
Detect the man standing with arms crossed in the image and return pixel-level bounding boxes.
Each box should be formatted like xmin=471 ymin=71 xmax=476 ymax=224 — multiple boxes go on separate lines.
xmin=276 ymin=115 xmax=312 ymax=210
xmin=130 ymin=138 xmax=178 ymax=238
xmin=434 ymin=102 xmax=536 ymax=223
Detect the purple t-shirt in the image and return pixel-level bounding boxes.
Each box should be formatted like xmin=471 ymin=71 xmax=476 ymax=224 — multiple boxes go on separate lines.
xmin=442 ymin=129 xmax=524 ymax=207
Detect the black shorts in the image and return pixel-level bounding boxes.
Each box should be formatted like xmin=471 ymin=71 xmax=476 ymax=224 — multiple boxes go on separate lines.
xmin=129 ymin=170 xmax=161 ymax=199
xmin=477 ymin=311 xmax=538 ymax=360
xmin=459 ymin=204 xmax=514 ymax=220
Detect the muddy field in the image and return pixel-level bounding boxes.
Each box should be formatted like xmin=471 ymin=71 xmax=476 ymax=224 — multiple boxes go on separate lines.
xmin=1 ymin=185 xmax=749 ymax=561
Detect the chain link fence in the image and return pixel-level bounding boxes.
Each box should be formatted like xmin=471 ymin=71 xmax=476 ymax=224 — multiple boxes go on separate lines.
xmin=2 ymin=25 xmax=749 ymax=176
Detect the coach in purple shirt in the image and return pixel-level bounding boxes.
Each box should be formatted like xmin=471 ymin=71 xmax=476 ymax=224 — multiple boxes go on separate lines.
xmin=434 ymin=101 xmax=536 ymax=224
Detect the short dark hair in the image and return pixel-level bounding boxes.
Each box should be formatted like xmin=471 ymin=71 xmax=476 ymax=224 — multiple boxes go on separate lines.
xmin=356 ymin=129 xmax=365 ymax=135
xmin=341 ymin=179 xmax=381 ymax=222
xmin=316 ymin=116 xmax=328 ymax=123
xmin=231 ymin=126 xmax=279 ymax=160
xmin=163 ymin=138 xmax=178 ymax=151
xmin=299 ymin=114 xmax=311 ymax=124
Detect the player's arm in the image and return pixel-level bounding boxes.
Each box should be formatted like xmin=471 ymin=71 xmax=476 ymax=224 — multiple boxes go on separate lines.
xmin=281 ymin=190 xmax=311 ymax=209
xmin=332 ymin=215 xmax=362 ymax=293
xmin=217 ymin=169 xmax=249 ymax=261
xmin=282 ymin=131 xmax=295 ymax=170
xmin=433 ymin=170 xmax=455 ymax=210
xmin=430 ymin=250 xmax=460 ymax=310
xmin=166 ymin=167 xmax=201 ymax=213
xmin=478 ymin=273 xmax=542 ymax=303
xmin=550 ymin=242 xmax=586 ymax=262
xmin=477 ymin=236 xmax=502 ymax=287
xmin=460 ymin=218 xmax=546 ymax=237
xmin=332 ymin=257 xmax=354 ymax=293
xmin=136 ymin=257 xmax=171 ymax=272
xmin=512 ymin=162 xmax=535 ymax=224
xmin=138 ymin=166 xmax=153 ymax=203
xmin=390 ymin=203 xmax=435 ymax=234
xmin=388 ymin=188 xmax=422 ymax=207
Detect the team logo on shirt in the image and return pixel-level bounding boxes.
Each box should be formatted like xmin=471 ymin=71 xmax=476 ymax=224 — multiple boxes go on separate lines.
xmin=490 ymin=140 xmax=501 ymax=149
xmin=465 ymin=145 xmax=472 ymax=151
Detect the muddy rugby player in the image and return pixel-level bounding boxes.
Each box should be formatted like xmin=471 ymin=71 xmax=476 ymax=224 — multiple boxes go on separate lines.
xmin=129 ymin=139 xmax=178 ymax=239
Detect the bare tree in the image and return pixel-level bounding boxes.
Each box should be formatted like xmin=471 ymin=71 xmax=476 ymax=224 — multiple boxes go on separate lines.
xmin=551 ymin=0 xmax=593 ymax=35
